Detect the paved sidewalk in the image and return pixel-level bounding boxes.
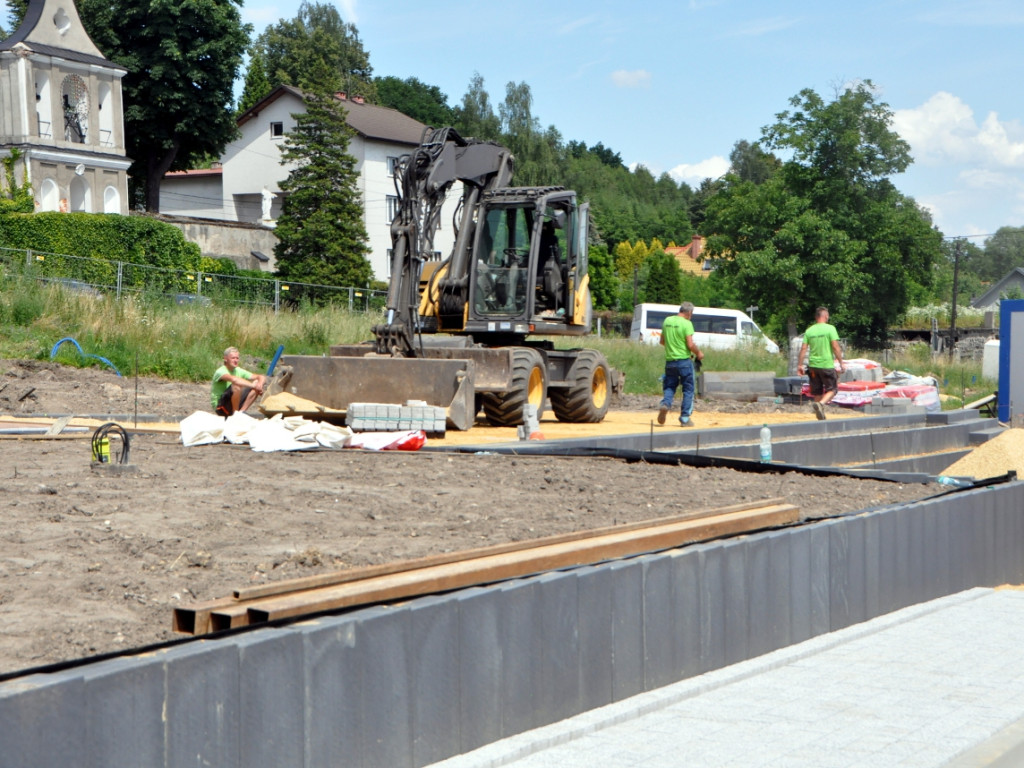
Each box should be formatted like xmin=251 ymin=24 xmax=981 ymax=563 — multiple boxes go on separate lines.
xmin=430 ymin=588 xmax=1024 ymax=768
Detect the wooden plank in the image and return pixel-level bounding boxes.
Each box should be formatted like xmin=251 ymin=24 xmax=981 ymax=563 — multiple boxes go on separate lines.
xmin=171 ymin=595 xmax=237 ymax=635
xmin=232 ymin=498 xmax=787 ymax=602
xmin=45 ymin=415 xmax=74 ymax=436
xmin=245 ymin=503 xmax=798 ymax=626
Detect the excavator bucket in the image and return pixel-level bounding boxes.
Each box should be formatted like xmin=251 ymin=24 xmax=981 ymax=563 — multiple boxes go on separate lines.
xmin=259 ymin=354 xmax=476 ymax=431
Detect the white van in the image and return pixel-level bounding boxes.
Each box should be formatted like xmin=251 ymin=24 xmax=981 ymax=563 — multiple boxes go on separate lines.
xmin=630 ymin=303 xmax=780 ymax=353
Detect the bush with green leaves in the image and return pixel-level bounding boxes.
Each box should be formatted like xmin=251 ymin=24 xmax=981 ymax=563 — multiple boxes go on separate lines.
xmin=0 ymin=212 xmax=202 ymax=292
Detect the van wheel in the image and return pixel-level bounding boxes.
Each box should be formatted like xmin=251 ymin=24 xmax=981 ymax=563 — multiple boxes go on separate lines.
xmin=482 ymin=348 xmax=547 ymax=426
xmin=550 ymin=350 xmax=610 ymax=423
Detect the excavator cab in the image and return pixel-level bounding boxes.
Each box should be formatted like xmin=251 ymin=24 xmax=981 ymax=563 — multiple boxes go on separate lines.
xmin=464 ymin=189 xmax=590 ymax=340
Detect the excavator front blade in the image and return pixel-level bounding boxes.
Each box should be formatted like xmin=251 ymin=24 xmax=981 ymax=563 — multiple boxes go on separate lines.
xmin=260 ymin=354 xmax=476 ymax=431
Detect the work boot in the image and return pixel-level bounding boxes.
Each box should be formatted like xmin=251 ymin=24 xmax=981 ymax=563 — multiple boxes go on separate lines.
xmin=812 ymin=401 xmax=826 ymax=420
xmin=657 ymin=406 xmax=668 ymax=425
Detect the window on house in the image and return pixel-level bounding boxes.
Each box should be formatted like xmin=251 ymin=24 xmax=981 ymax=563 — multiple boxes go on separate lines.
xmin=387 ymin=156 xmax=400 ymax=176
xmin=270 ymin=121 xmax=283 ymax=139
xmin=386 ymin=195 xmax=398 ymax=221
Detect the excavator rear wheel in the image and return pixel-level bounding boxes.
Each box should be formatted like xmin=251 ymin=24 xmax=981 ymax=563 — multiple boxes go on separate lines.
xmin=482 ymin=348 xmax=547 ymax=426
xmin=549 ymin=349 xmax=611 ymax=423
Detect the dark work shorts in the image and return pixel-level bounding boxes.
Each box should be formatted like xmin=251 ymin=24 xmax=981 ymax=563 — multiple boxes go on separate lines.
xmin=808 ymin=367 xmax=838 ymax=397
xmin=215 ymin=384 xmax=253 ymax=417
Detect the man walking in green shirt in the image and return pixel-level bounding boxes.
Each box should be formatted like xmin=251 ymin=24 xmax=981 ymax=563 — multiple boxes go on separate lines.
xmin=797 ymin=306 xmax=846 ymax=420
xmin=658 ymin=302 xmax=704 ymax=427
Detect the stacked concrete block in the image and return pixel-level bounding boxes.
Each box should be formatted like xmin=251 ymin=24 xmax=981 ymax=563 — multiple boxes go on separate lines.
xmin=841 ymin=366 xmax=884 ymax=383
xmin=774 ymin=375 xmax=807 ymax=395
xmin=862 ymin=396 xmax=921 ymax=415
xmin=700 ymin=371 xmax=777 ymax=400
xmin=346 ymin=402 xmax=447 ymax=435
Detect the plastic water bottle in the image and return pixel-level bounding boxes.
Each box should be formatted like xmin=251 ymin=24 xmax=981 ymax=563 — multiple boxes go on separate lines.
xmin=935 ymin=475 xmax=972 ymax=489
xmin=759 ymin=424 xmax=772 ymax=463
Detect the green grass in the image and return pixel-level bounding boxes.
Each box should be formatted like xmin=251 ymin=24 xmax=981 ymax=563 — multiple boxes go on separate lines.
xmin=0 ymin=277 xmax=999 ymax=408
xmin=0 ymin=276 xmax=375 ymax=380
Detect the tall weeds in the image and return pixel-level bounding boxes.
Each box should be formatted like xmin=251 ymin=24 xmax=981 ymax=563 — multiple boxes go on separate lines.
xmin=0 ymin=277 xmax=373 ymax=381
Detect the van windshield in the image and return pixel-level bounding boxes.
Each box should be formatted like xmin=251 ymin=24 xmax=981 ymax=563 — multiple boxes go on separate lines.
xmin=692 ymin=314 xmax=737 ymax=335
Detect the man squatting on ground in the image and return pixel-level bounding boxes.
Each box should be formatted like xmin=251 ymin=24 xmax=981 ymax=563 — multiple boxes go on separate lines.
xmin=797 ymin=307 xmax=846 ymax=421
xmin=658 ymin=301 xmax=704 ymax=427
xmin=211 ymin=346 xmax=267 ymax=416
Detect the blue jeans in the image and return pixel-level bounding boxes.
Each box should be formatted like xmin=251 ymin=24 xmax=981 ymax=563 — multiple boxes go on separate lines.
xmin=661 ymin=358 xmax=695 ymax=420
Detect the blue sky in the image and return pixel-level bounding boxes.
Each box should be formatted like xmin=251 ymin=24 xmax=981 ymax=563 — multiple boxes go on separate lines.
xmin=243 ymin=0 xmax=1024 ymax=244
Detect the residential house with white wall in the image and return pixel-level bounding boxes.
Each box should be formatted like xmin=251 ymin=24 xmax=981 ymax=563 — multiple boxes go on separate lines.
xmin=0 ymin=0 xmax=130 ymax=214
xmin=161 ymin=85 xmax=457 ymax=280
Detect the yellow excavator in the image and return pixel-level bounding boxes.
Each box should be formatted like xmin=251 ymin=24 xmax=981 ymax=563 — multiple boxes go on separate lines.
xmin=264 ymin=126 xmax=612 ymax=430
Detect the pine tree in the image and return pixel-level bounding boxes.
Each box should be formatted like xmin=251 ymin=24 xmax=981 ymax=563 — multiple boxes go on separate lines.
xmin=237 ymin=53 xmax=271 ymax=114
xmin=273 ymin=90 xmax=371 ymax=288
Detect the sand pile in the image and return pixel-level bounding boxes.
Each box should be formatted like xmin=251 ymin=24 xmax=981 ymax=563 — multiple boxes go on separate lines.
xmin=942 ymin=428 xmax=1024 ymax=480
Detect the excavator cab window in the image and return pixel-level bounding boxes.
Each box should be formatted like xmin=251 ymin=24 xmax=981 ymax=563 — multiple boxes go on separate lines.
xmin=536 ymin=205 xmax=571 ymax=318
xmin=473 ymin=204 xmax=532 ymax=316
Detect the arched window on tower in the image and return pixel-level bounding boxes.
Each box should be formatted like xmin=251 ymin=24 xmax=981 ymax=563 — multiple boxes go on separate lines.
xmin=35 ymin=72 xmax=52 ymax=138
xmin=61 ymin=74 xmax=89 ymax=143
xmin=98 ymin=82 xmax=113 ymax=147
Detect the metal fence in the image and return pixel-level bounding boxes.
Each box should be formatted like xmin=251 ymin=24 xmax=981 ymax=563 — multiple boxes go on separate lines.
xmin=0 ymin=246 xmax=388 ymax=313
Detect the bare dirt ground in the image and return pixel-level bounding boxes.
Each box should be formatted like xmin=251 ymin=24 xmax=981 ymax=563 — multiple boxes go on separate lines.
xmin=0 ymin=359 xmax=936 ymax=676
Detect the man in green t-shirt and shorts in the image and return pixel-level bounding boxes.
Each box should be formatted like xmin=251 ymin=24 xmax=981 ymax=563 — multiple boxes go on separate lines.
xmin=797 ymin=307 xmax=846 ymax=420
xmin=211 ymin=346 xmax=267 ymax=416
xmin=658 ymin=302 xmax=704 ymax=427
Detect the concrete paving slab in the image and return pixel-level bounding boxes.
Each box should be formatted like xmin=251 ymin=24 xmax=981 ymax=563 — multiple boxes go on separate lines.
xmin=428 ymin=588 xmax=1024 ymax=768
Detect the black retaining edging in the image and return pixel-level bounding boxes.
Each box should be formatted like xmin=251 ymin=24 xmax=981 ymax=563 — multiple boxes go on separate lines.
xmin=2 ymin=482 xmax=1023 ymax=767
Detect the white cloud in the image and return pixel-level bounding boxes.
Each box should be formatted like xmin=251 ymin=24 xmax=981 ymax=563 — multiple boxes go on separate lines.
xmin=893 ymin=92 xmax=1024 ymax=168
xmin=668 ymin=156 xmax=731 ymax=185
xmin=610 ymin=69 xmax=652 ymax=89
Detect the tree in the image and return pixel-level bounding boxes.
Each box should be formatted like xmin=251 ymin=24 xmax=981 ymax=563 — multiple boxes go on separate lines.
xmin=728 ymin=140 xmax=780 ymax=184
xmin=646 ymin=249 xmax=682 ymax=305
xmin=586 ymin=243 xmax=618 ymax=310
xmin=705 ymin=82 xmax=942 ymax=345
xmin=453 ymin=73 xmax=500 ymax=140
xmin=375 ymin=76 xmax=454 ymax=127
xmin=979 ymin=227 xmax=1024 ymax=282
xmin=254 ymin=1 xmax=373 ymax=98
xmin=237 ymin=52 xmax=272 ymax=114
xmin=273 ymin=90 xmax=371 ymax=288
xmin=78 ymin=0 xmax=250 ymax=212
xmin=3 ymin=0 xmax=27 ymax=34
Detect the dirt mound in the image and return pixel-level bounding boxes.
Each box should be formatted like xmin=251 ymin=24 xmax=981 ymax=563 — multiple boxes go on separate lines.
xmin=941 ymin=428 xmax=1024 ymax=480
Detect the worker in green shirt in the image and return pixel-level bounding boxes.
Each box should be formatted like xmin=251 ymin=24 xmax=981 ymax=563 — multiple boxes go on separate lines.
xmin=797 ymin=306 xmax=846 ymax=420
xmin=211 ymin=346 xmax=267 ymax=416
xmin=658 ymin=302 xmax=704 ymax=427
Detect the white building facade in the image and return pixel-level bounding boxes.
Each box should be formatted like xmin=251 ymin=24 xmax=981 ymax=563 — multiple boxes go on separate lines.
xmin=161 ymin=85 xmax=457 ymax=281
xmin=0 ymin=0 xmax=130 ymax=214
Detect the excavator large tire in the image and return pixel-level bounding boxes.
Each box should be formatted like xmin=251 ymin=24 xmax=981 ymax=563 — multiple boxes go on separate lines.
xmin=549 ymin=349 xmax=611 ymax=423
xmin=482 ymin=347 xmax=547 ymax=426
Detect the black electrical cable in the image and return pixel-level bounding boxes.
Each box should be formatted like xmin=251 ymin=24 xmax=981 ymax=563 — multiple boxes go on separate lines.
xmin=91 ymin=422 xmax=130 ymax=465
